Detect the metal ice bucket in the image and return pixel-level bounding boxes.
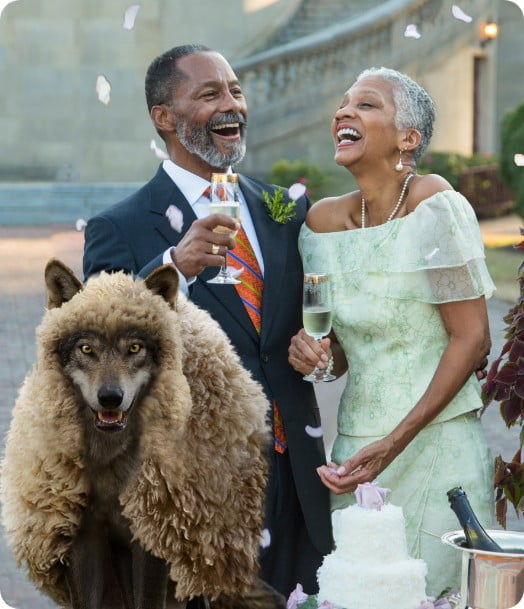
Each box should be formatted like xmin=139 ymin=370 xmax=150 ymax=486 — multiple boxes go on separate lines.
xmin=441 ymin=530 xmax=524 ymax=609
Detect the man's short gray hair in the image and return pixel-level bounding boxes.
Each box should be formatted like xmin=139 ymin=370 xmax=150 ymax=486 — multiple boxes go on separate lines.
xmin=356 ymin=67 xmax=435 ymax=164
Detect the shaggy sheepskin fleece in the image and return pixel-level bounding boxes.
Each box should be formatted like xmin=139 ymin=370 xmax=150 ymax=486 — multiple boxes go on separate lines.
xmin=0 ymin=262 xmax=270 ymax=606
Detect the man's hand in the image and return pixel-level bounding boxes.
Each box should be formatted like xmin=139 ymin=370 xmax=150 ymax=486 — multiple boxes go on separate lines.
xmin=171 ymin=214 xmax=239 ymax=278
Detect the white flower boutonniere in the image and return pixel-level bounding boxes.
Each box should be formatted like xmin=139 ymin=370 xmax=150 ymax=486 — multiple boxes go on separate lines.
xmin=262 ymin=182 xmax=306 ymax=224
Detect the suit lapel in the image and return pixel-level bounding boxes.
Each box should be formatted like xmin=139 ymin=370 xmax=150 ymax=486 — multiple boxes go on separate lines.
xmin=240 ymin=176 xmax=289 ymax=342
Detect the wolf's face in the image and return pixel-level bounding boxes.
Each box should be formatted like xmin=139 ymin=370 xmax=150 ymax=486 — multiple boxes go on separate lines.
xmin=59 ymin=329 xmax=159 ymax=432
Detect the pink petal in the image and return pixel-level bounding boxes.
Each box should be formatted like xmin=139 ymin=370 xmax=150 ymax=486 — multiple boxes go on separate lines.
xmin=451 ymin=5 xmax=472 ymax=22
xmin=506 ymin=0 xmax=524 ymax=18
xmin=75 ymin=218 xmax=87 ymax=232
xmin=165 ymin=205 xmax=184 ymax=233
xmin=286 ymin=584 xmax=308 ymax=609
xmin=424 ymin=247 xmax=440 ymax=261
xmin=288 ymin=182 xmax=307 ymax=201
xmin=0 ymin=0 xmax=19 ymax=19
xmin=96 ymin=75 xmax=111 ymax=105
xmin=260 ymin=528 xmax=271 ymax=548
xmin=150 ymin=139 xmax=169 ymax=161
xmin=515 ymin=153 xmax=524 ymax=166
xmin=305 ymin=424 xmax=323 ymax=438
xmin=404 ymin=24 xmax=421 ymax=39
xmin=123 ymin=4 xmax=140 ymax=30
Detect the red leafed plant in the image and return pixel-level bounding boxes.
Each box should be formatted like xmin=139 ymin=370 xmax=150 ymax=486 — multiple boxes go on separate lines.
xmin=482 ymin=229 xmax=524 ymax=528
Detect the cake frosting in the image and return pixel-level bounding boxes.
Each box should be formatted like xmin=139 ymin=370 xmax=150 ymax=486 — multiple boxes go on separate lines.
xmin=316 ymin=483 xmax=427 ymax=609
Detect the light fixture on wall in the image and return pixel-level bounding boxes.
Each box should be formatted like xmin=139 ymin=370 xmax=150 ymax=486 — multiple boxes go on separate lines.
xmin=480 ymin=21 xmax=499 ymax=46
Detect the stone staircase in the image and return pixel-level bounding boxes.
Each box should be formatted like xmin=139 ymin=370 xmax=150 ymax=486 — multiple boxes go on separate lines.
xmin=258 ymin=0 xmax=383 ymax=50
xmin=233 ymin=0 xmax=496 ymax=178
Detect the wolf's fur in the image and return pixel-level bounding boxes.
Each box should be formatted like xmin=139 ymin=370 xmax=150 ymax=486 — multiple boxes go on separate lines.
xmin=0 ymin=260 xmax=272 ymax=608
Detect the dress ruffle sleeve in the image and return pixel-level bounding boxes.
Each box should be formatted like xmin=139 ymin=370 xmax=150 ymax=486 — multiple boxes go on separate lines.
xmin=300 ymin=190 xmax=495 ymax=304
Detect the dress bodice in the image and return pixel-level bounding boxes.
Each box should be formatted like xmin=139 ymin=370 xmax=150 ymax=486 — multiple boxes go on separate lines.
xmin=299 ymin=190 xmax=495 ymax=436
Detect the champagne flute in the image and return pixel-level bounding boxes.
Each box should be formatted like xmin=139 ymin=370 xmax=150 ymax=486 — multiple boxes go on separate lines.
xmin=207 ymin=173 xmax=242 ymax=285
xmin=302 ymin=273 xmax=335 ymax=382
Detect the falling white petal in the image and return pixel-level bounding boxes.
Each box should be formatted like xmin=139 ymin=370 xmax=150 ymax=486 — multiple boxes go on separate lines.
xmin=506 ymin=0 xmax=524 ymax=18
xmin=96 ymin=75 xmax=111 ymax=105
xmin=515 ymin=153 xmax=524 ymax=166
xmin=288 ymin=182 xmax=307 ymax=201
xmin=150 ymin=139 xmax=169 ymax=160
xmin=165 ymin=205 xmax=184 ymax=233
xmin=0 ymin=0 xmax=19 ymax=19
xmin=0 ymin=589 xmax=17 ymax=609
xmin=75 ymin=218 xmax=87 ymax=232
xmin=451 ymin=5 xmax=473 ymax=22
xmin=123 ymin=4 xmax=140 ymax=30
xmin=424 ymin=247 xmax=440 ymax=261
xmin=305 ymin=424 xmax=324 ymax=438
xmin=260 ymin=528 xmax=271 ymax=548
xmin=404 ymin=24 xmax=421 ymax=39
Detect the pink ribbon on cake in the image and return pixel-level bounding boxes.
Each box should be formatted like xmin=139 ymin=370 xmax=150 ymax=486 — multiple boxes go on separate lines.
xmin=355 ymin=482 xmax=391 ymax=511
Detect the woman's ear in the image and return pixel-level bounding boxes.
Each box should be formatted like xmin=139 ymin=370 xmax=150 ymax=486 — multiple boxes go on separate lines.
xmin=400 ymin=128 xmax=421 ymax=153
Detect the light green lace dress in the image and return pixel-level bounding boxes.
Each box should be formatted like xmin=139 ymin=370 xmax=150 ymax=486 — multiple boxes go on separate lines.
xmin=299 ymin=191 xmax=496 ymax=596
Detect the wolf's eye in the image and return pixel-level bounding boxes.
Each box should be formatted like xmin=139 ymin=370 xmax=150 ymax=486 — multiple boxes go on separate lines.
xmin=129 ymin=344 xmax=141 ymax=354
xmin=80 ymin=344 xmax=92 ymax=354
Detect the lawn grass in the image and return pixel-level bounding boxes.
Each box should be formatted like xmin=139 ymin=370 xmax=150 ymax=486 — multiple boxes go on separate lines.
xmin=484 ymin=246 xmax=521 ymax=303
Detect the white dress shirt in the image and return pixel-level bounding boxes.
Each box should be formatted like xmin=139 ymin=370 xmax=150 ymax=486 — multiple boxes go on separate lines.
xmin=161 ymin=160 xmax=264 ymax=293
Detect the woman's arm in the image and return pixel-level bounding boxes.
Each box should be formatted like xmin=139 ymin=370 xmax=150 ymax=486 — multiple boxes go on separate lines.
xmin=318 ymin=296 xmax=490 ymax=494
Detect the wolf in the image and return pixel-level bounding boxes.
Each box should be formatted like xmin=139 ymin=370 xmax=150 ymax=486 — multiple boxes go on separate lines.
xmin=1 ymin=260 xmax=283 ymax=609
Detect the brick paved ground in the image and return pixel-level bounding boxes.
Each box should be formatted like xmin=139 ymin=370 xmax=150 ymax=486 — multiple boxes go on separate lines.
xmin=0 ymin=224 xmax=522 ymax=608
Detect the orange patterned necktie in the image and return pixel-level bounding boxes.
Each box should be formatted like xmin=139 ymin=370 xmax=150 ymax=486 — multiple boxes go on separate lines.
xmin=227 ymin=226 xmax=288 ymax=453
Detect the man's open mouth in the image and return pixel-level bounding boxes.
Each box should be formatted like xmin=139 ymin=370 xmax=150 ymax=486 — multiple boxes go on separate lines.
xmin=210 ymin=122 xmax=242 ymax=138
xmin=337 ymin=127 xmax=362 ymax=143
xmin=94 ymin=410 xmax=127 ymax=431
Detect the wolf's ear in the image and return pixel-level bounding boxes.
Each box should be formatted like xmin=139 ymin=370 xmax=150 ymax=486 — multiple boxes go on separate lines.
xmin=144 ymin=264 xmax=179 ymax=310
xmin=45 ymin=259 xmax=83 ymax=309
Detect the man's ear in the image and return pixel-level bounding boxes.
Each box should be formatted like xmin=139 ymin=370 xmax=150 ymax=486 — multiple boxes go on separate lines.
xmin=150 ymin=104 xmax=175 ymax=135
xmin=144 ymin=264 xmax=179 ymax=310
xmin=45 ymin=259 xmax=83 ymax=309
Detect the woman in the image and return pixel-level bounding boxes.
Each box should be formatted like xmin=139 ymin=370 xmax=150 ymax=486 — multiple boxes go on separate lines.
xmin=288 ymin=67 xmax=495 ymax=595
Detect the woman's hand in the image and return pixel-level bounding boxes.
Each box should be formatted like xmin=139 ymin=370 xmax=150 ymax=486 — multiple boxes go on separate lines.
xmin=288 ymin=328 xmax=331 ymax=376
xmin=317 ymin=437 xmax=398 ymax=494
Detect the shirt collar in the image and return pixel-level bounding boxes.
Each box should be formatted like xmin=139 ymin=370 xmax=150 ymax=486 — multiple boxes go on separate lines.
xmin=162 ymin=159 xmax=211 ymax=207
xmin=162 ymin=159 xmax=232 ymax=207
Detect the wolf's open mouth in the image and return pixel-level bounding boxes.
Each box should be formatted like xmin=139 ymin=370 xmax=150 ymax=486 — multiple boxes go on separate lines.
xmin=95 ymin=410 xmax=127 ymax=431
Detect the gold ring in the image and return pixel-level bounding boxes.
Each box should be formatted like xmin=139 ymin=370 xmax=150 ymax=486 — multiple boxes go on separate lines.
xmin=211 ymin=244 xmax=220 ymax=255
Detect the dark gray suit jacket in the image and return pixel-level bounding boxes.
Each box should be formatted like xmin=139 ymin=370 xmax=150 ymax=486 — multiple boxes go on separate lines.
xmin=83 ymin=165 xmax=332 ymax=556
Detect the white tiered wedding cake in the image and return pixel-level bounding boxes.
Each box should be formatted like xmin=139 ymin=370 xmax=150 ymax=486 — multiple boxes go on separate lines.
xmin=316 ymin=483 xmax=428 ymax=609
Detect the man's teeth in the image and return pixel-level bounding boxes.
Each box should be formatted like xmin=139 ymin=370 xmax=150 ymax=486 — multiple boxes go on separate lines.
xmin=213 ymin=123 xmax=239 ymax=130
xmin=337 ymin=127 xmax=362 ymax=141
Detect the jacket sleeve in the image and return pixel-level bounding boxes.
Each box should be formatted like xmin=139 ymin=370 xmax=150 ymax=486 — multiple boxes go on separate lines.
xmin=83 ymin=215 xmax=138 ymax=280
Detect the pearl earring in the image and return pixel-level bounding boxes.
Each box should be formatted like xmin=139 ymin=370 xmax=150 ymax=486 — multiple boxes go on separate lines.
xmin=395 ymin=149 xmax=404 ymax=172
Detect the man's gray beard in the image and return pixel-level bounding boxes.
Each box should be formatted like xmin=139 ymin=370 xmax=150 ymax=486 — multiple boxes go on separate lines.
xmin=175 ymin=115 xmax=246 ymax=168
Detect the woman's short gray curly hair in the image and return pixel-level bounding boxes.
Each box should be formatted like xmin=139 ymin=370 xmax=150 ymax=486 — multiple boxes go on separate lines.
xmin=356 ymin=67 xmax=435 ymax=164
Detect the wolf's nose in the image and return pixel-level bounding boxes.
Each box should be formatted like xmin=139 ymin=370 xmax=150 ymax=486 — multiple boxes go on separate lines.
xmin=97 ymin=386 xmax=124 ymax=409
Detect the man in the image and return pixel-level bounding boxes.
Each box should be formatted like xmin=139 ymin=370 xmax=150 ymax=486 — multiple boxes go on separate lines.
xmin=83 ymin=44 xmax=332 ymax=599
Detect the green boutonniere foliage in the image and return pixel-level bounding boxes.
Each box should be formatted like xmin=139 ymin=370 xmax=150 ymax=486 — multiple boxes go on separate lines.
xmin=262 ymin=188 xmax=297 ymax=224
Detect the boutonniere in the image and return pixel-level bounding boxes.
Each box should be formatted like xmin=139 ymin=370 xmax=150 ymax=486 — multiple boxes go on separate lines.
xmin=262 ymin=182 xmax=306 ymax=224
xmin=165 ymin=204 xmax=184 ymax=233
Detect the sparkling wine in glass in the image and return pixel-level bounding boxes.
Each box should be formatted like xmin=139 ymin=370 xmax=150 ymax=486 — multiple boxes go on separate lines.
xmin=303 ymin=273 xmax=335 ymax=382
xmin=207 ymin=173 xmax=242 ymax=285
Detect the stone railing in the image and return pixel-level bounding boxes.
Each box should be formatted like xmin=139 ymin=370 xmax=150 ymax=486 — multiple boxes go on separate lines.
xmin=233 ymin=0 xmax=494 ymax=173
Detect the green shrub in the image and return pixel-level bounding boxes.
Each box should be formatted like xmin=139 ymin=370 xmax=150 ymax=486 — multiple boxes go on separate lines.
xmin=418 ymin=151 xmax=497 ymax=189
xmin=500 ymin=103 xmax=524 ymax=219
xmin=268 ymin=159 xmax=330 ymax=202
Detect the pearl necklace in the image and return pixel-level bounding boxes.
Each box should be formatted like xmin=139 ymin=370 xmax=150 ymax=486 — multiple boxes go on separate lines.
xmin=361 ymin=173 xmax=414 ymax=228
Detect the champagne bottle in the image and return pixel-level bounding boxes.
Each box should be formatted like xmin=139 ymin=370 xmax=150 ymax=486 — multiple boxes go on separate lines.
xmin=447 ymin=486 xmax=503 ymax=552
